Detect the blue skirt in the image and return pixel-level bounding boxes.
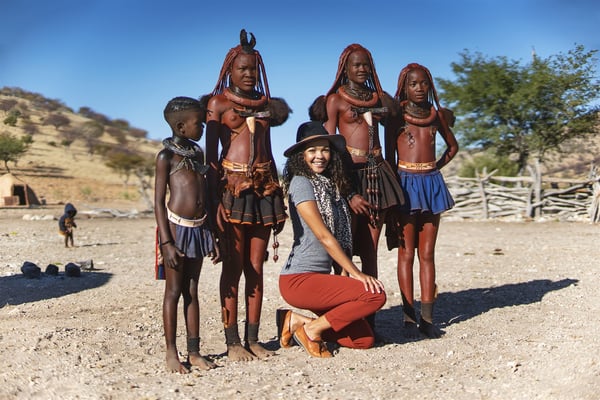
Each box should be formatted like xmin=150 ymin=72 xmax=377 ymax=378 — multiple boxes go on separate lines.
xmin=174 ymin=224 xmax=215 ymax=259
xmin=398 ymin=169 xmax=454 ymax=215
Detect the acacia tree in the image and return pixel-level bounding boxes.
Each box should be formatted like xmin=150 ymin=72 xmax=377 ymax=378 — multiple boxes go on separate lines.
xmin=105 ymin=149 xmax=154 ymax=209
xmin=437 ymin=44 xmax=600 ymax=173
xmin=0 ymin=131 xmax=32 ymax=172
xmin=43 ymin=113 xmax=71 ymax=130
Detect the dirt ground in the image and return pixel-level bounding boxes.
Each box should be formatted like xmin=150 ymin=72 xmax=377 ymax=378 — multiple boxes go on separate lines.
xmin=1 ymin=205 xmax=599 ymax=400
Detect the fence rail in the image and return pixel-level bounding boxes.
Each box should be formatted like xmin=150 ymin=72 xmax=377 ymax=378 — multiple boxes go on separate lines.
xmin=444 ymin=167 xmax=600 ymax=223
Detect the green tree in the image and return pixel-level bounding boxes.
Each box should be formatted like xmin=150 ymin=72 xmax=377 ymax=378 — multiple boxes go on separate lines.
xmin=105 ymin=149 xmax=154 ymax=209
xmin=105 ymin=149 xmax=147 ymax=188
xmin=3 ymin=111 xmax=18 ymax=126
xmin=0 ymin=131 xmax=31 ymax=172
xmin=437 ymin=44 xmax=600 ymax=173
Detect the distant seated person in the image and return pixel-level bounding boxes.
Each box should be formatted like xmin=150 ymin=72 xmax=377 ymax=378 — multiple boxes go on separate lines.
xmin=58 ymin=203 xmax=77 ymax=248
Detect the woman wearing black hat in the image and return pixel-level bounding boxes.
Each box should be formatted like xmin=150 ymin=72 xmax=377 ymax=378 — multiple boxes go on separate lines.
xmin=276 ymin=121 xmax=386 ymax=358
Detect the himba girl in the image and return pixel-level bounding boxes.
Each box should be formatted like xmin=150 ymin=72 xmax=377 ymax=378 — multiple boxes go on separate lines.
xmin=203 ymin=29 xmax=290 ymax=361
xmin=384 ymin=63 xmax=458 ymax=339
xmin=309 ymin=44 xmax=404 ymax=330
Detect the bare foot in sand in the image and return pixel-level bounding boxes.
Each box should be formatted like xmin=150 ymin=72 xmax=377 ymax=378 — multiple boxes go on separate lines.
xmin=166 ymin=348 xmax=190 ymax=374
xmin=227 ymin=343 xmax=257 ymax=361
xmin=188 ymin=352 xmax=217 ymax=370
xmin=246 ymin=342 xmax=275 ymax=359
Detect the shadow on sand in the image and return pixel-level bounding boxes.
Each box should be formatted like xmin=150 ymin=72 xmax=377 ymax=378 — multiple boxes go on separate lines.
xmin=376 ymin=278 xmax=578 ymax=344
xmin=0 ymin=270 xmax=113 ymax=307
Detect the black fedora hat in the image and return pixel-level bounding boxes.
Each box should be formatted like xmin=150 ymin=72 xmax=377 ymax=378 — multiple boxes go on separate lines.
xmin=283 ymin=121 xmax=346 ymax=157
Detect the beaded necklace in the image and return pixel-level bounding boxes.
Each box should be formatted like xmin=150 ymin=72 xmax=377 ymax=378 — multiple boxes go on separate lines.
xmin=162 ymin=138 xmax=207 ymax=175
xmin=338 ymin=85 xmax=379 ymax=108
xmin=224 ymin=87 xmax=267 ymax=109
xmin=402 ymin=101 xmax=437 ymax=126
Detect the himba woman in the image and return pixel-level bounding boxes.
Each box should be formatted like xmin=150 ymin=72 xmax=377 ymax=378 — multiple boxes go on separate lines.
xmin=384 ymin=63 xmax=458 ymax=339
xmin=309 ymin=43 xmax=404 ymax=330
xmin=203 ymin=29 xmax=290 ymax=361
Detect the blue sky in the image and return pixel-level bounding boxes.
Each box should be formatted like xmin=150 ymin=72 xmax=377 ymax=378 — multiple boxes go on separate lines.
xmin=2 ymin=0 xmax=599 ymax=168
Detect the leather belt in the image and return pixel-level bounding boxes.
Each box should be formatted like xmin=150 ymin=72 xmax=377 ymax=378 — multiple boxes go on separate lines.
xmin=167 ymin=208 xmax=207 ymax=228
xmin=397 ymin=160 xmax=436 ymax=171
xmin=346 ymin=146 xmax=382 ymax=158
xmin=222 ymin=159 xmax=271 ymax=173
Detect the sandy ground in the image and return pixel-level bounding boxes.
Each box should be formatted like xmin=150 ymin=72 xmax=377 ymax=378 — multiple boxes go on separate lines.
xmin=1 ymin=205 xmax=599 ymax=400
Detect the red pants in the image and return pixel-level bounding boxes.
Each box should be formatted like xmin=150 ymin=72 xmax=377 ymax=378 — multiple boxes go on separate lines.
xmin=279 ymin=273 xmax=386 ymax=349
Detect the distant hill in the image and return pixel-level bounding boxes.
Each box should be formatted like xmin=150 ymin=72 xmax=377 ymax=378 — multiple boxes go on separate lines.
xmin=1 ymin=87 xmax=162 ymax=209
xmin=1 ymin=87 xmax=598 ymax=211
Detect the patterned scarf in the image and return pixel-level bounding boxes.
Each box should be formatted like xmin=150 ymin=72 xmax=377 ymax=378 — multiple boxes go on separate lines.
xmin=309 ymin=174 xmax=353 ymax=256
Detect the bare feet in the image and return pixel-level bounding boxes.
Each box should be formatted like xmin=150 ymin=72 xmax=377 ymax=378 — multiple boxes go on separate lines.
xmin=188 ymin=352 xmax=217 ymax=370
xmin=419 ymin=319 xmax=444 ymax=339
xmin=226 ymin=343 xmax=257 ymax=361
xmin=246 ymin=341 xmax=275 ymax=359
xmin=166 ymin=349 xmax=190 ymax=374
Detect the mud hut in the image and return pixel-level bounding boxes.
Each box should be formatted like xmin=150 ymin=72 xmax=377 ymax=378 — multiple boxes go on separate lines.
xmin=0 ymin=173 xmax=41 ymax=207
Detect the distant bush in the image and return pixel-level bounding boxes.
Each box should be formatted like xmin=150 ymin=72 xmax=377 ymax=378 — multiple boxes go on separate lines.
xmin=3 ymin=113 xmax=18 ymax=126
xmin=22 ymin=122 xmax=39 ymax=136
xmin=128 ymin=127 xmax=148 ymax=139
xmin=43 ymin=113 xmax=71 ymax=130
xmin=0 ymin=99 xmax=18 ymax=112
xmin=112 ymin=119 xmax=130 ymax=130
xmin=78 ymin=106 xmax=111 ymax=125
xmin=106 ymin=126 xmax=128 ymax=144
xmin=81 ymin=121 xmax=105 ymax=155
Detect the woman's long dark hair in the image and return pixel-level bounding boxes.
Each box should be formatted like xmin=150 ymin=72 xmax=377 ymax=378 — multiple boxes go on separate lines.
xmin=282 ymin=145 xmax=352 ymax=197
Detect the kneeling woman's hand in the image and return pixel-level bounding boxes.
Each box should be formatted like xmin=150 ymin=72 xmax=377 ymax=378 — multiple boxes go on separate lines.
xmin=351 ymin=271 xmax=385 ymax=294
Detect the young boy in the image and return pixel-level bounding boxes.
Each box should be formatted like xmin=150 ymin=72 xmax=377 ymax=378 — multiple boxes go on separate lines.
xmin=154 ymin=96 xmax=220 ymax=373
xmin=58 ymin=202 xmax=77 ymax=248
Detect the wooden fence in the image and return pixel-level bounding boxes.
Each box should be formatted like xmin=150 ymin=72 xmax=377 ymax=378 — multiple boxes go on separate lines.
xmin=443 ymin=167 xmax=600 ymax=223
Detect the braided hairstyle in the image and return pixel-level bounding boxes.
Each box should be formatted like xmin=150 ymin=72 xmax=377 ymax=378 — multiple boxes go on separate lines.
xmin=310 ymin=43 xmax=392 ymax=122
xmin=163 ymin=96 xmax=204 ymax=127
xmin=394 ymin=63 xmax=442 ymax=108
xmin=210 ymin=29 xmax=271 ymax=99
xmin=394 ymin=63 xmax=455 ymax=127
xmin=326 ymin=43 xmax=384 ymax=98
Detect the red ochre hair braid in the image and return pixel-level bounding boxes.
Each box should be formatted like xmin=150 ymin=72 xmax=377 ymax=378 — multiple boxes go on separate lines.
xmin=210 ymin=31 xmax=271 ymax=100
xmin=394 ymin=63 xmax=443 ymax=110
xmin=325 ymin=43 xmax=385 ymax=99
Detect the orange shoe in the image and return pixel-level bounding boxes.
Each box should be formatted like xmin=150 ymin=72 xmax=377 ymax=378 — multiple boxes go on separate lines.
xmin=276 ymin=309 xmax=294 ymax=348
xmin=292 ymin=325 xmax=332 ymax=358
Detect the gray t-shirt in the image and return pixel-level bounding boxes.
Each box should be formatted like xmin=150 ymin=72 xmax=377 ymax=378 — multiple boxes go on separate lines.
xmin=280 ymin=175 xmax=333 ymax=275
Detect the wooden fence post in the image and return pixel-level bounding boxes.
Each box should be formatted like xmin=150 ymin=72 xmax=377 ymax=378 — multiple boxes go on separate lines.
xmin=476 ymin=168 xmax=489 ymax=219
